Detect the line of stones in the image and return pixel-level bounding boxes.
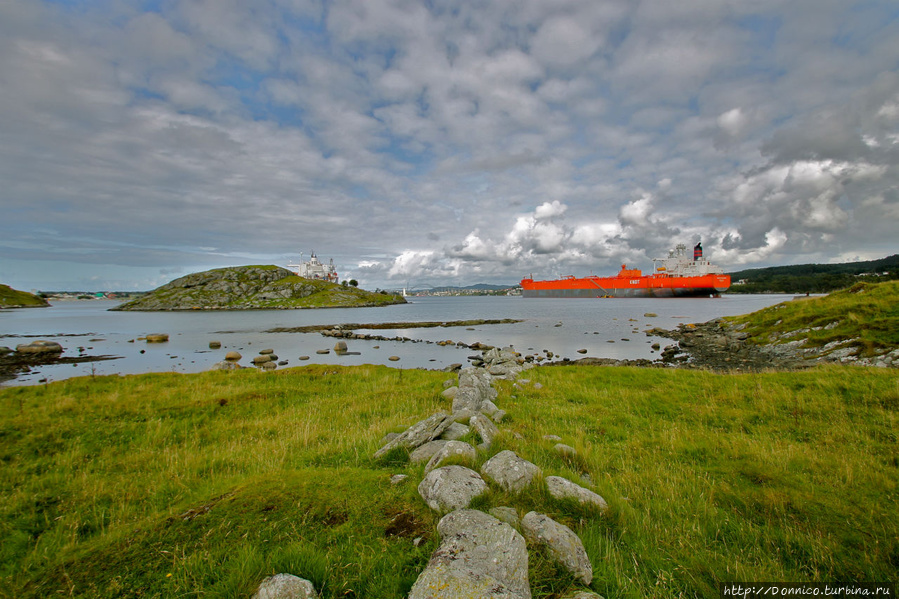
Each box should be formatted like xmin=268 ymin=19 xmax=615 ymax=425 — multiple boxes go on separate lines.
xmin=251 ymin=347 xmax=609 ymax=599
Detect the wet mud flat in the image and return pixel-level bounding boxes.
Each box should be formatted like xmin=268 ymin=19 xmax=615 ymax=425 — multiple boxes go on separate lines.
xmin=261 ymin=318 xmax=523 ymax=334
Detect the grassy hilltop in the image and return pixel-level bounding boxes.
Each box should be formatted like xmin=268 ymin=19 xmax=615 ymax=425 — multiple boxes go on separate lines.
xmin=111 ymin=265 xmax=405 ymax=311
xmin=1 ymin=281 xmax=897 ymax=597
xmin=729 ymin=280 xmax=899 ymax=360
xmin=0 ymin=284 xmax=49 ymax=309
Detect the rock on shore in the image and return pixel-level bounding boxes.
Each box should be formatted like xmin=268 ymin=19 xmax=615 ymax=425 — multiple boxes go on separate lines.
xmin=648 ymin=317 xmax=899 ymax=371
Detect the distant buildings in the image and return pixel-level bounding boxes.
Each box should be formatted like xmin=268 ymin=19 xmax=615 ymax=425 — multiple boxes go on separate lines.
xmin=287 ymin=252 xmax=339 ymax=283
xmin=404 ymin=287 xmax=520 ymax=297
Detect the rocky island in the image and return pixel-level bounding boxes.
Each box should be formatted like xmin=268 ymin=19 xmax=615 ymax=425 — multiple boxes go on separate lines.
xmin=110 ymin=265 xmax=406 ymax=311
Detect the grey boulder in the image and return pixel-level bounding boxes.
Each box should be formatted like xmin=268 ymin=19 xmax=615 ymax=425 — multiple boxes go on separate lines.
xmin=440 ymin=422 xmax=470 ymax=441
xmin=408 ymin=509 xmax=531 ymax=599
xmin=16 ymin=340 xmax=63 ymax=354
xmin=451 ymin=386 xmax=485 ymax=414
xmin=554 ymin=443 xmax=577 ymax=457
xmin=425 ymin=441 xmax=477 ymax=474
xmin=480 ymin=450 xmax=541 ymax=493
xmin=521 ymin=512 xmax=592 ymax=585
xmin=479 ymin=399 xmax=500 ymax=417
xmin=252 ymin=573 xmax=317 ymax=599
xmin=545 ymin=476 xmax=609 ymax=512
xmin=373 ymin=412 xmax=454 ymax=459
xmin=418 ymin=466 xmax=488 ymax=513
xmin=458 ymin=367 xmax=497 ymax=395
xmin=410 ymin=440 xmax=449 ymax=464
xmin=488 ymin=506 xmax=521 ymax=528
xmin=470 ymin=413 xmax=499 ymax=450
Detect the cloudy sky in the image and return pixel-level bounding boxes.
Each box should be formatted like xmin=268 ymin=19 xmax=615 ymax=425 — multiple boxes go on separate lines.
xmin=1 ymin=0 xmax=898 ymax=291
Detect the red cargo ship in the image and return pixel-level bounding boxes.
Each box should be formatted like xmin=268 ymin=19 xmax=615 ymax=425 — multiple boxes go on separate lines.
xmin=520 ymin=243 xmax=730 ymax=298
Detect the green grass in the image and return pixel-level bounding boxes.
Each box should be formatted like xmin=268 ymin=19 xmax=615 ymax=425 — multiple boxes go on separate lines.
xmin=729 ymin=280 xmax=899 ymax=356
xmin=0 ymin=284 xmax=48 ymax=308
xmin=1 ymin=364 xmax=897 ymax=597
xmin=498 ymin=366 xmax=898 ymax=597
xmin=0 ymin=366 xmax=442 ymax=598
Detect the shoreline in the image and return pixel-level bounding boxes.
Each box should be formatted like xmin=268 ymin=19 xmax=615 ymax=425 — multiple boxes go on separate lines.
xmin=3 ymin=317 xmax=885 ymax=386
xmin=0 ymin=352 xmax=120 ymax=384
xmin=6 ymin=287 xmax=895 ymax=384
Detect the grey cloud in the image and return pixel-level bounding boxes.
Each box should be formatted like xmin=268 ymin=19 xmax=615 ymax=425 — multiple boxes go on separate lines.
xmin=530 ymin=16 xmax=602 ymax=69
xmin=2 ymin=0 xmax=898 ymax=291
xmin=436 ymin=151 xmax=546 ymax=174
xmin=762 ymin=114 xmax=874 ymax=164
xmin=170 ymin=0 xmax=282 ymax=70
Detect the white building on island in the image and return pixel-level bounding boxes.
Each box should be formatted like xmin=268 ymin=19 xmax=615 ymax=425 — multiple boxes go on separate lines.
xmin=287 ymin=252 xmax=339 ymax=283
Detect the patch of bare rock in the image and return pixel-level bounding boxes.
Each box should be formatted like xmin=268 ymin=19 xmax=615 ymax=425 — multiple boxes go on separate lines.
xmin=424 ymin=440 xmax=477 ymax=473
xmin=408 ymin=509 xmax=531 ymax=599
xmin=645 ymin=318 xmax=804 ymax=371
xmin=481 ymin=450 xmax=540 ymax=493
xmin=546 ymin=476 xmax=609 ymax=512
xmin=521 ymin=511 xmax=593 ymax=585
xmin=15 ymin=340 xmax=63 ymax=354
xmin=418 ymin=466 xmax=489 ymax=512
xmin=641 ymin=316 xmax=894 ymax=371
xmin=252 ymin=573 xmax=317 ymax=598
xmin=374 ymin=412 xmax=455 ymax=459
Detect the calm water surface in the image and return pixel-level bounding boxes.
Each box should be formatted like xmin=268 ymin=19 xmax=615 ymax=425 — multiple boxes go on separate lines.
xmin=1 ymin=294 xmax=792 ymax=386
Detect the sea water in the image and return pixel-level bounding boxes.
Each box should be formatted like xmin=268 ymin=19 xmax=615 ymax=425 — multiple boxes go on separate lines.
xmin=0 ymin=294 xmax=792 ymax=386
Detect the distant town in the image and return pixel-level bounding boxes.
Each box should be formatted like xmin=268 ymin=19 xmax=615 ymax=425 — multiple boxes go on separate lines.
xmin=401 ymin=285 xmax=519 ymax=297
xmin=30 ymin=291 xmax=146 ymax=301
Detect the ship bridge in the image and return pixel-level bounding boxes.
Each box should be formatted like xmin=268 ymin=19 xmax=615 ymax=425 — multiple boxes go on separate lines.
xmin=653 ymin=243 xmax=723 ymax=277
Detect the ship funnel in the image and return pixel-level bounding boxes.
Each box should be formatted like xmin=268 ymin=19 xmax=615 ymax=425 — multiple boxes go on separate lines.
xmin=693 ymin=242 xmax=702 ymax=261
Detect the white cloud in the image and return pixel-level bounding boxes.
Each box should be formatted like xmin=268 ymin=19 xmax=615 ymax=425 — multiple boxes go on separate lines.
xmin=717 ymin=107 xmax=747 ymax=138
xmin=618 ymin=195 xmax=654 ymax=227
xmin=533 ymin=200 xmax=567 ymax=220
xmin=531 ymin=16 xmax=602 ymax=69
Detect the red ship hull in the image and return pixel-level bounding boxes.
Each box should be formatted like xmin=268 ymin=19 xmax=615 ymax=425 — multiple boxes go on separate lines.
xmin=520 ymin=273 xmax=731 ymax=298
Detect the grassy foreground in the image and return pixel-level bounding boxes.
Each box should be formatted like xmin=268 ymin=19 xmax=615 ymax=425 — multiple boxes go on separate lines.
xmin=1 ymin=364 xmax=896 ymax=598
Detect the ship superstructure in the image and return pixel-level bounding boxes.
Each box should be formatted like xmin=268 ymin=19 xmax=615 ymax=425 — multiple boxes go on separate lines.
xmin=652 ymin=243 xmax=725 ymax=278
xmin=520 ymin=242 xmax=730 ymax=298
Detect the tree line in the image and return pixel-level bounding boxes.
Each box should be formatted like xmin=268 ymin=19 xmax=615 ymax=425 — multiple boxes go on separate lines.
xmin=727 ymin=254 xmax=899 ymax=294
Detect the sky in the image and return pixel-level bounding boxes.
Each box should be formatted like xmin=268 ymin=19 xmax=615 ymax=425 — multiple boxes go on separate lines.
xmin=1 ymin=0 xmax=898 ymax=292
